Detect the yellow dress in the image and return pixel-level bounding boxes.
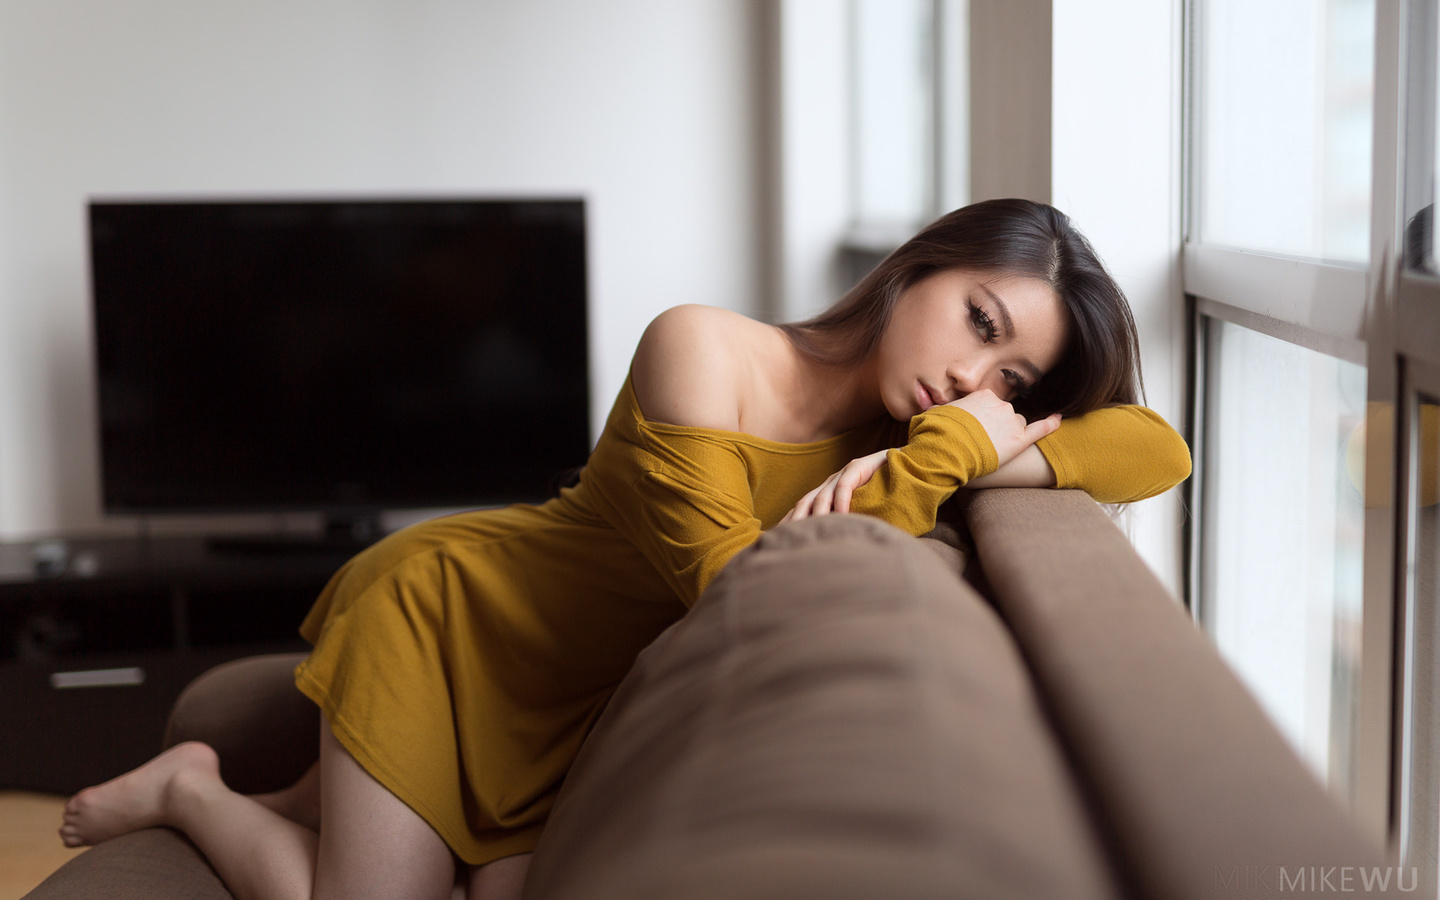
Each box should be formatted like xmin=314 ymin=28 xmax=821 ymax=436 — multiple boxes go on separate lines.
xmin=294 ymin=374 xmax=1191 ymax=864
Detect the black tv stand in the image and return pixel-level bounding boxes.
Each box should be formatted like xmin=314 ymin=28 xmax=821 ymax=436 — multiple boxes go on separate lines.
xmin=204 ymin=533 xmax=375 ymax=557
xmin=205 ymin=512 xmax=383 ymax=557
xmin=0 ymin=533 xmax=350 ymax=794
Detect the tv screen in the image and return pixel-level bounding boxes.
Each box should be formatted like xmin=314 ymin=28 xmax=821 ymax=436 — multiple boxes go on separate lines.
xmin=89 ymin=197 xmax=590 ymax=527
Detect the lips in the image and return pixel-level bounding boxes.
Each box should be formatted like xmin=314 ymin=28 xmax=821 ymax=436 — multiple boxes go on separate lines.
xmin=916 ymin=381 xmax=939 ymax=412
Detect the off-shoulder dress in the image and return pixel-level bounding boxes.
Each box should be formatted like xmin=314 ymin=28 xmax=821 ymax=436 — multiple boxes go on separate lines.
xmin=294 ymin=374 xmax=1191 ymax=864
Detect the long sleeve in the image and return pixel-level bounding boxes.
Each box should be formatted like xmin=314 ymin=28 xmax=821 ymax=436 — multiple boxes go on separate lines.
xmin=609 ymin=433 xmax=762 ymax=608
xmin=577 ymin=378 xmax=772 ymax=608
xmin=1035 ymin=405 xmax=1192 ymax=503
xmin=847 ymin=405 xmax=999 ymax=535
xmin=846 ymin=403 xmax=1191 ymax=537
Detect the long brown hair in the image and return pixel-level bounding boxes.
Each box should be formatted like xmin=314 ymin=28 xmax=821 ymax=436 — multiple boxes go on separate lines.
xmin=779 ymin=199 xmax=1142 ymax=420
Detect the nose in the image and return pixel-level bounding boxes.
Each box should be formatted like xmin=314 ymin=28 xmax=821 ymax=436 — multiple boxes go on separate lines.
xmin=947 ymin=358 xmax=985 ymax=397
xmin=949 ymin=357 xmax=1015 ymax=401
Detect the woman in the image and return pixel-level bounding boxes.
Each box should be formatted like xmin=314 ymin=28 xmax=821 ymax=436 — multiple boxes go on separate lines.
xmin=58 ymin=199 xmax=1190 ymax=900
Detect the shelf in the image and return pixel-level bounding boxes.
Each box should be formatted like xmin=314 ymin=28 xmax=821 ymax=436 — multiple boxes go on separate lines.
xmin=1 ymin=534 xmax=347 ymax=793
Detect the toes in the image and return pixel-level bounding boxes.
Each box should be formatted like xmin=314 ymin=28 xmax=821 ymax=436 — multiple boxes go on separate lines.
xmin=62 ymin=791 xmax=91 ymax=821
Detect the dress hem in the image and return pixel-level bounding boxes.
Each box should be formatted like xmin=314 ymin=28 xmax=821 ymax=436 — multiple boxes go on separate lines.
xmin=292 ymin=661 xmax=546 ymax=867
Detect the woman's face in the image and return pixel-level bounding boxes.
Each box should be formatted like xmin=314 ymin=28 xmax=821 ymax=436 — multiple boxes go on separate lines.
xmin=873 ymin=268 xmax=1070 ymax=420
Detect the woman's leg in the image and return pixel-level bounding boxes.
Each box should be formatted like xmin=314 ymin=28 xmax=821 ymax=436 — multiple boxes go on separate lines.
xmin=310 ymin=722 xmax=456 ymax=900
xmin=61 ymin=740 xmax=320 ymax=900
xmin=60 ymin=719 xmax=457 ymax=900
xmin=252 ymin=761 xmax=322 ymax=831
xmin=466 ymin=852 xmax=532 ymax=900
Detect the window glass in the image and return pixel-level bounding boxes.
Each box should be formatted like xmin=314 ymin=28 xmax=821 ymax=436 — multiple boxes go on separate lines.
xmin=1203 ymin=320 xmax=1367 ymax=789
xmin=1417 ymin=0 xmax=1440 ymax=271
xmin=1404 ymin=394 xmax=1440 ymax=880
xmin=852 ymin=0 xmax=932 ymax=228
xmin=1197 ymin=0 xmax=1374 ymax=262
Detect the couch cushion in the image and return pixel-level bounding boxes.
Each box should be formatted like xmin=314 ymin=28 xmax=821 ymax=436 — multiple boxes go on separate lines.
xmin=526 ymin=514 xmax=1122 ymax=900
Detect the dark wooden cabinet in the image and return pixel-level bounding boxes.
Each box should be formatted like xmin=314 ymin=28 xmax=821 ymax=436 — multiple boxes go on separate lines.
xmin=0 ymin=537 xmax=353 ymax=794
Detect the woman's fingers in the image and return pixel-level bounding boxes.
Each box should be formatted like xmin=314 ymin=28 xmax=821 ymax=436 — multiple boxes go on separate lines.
xmin=832 ymin=450 xmax=890 ymax=513
xmin=812 ymin=475 xmax=841 ymax=515
xmin=832 ymin=470 xmax=860 ymax=514
xmin=1024 ymin=413 xmax=1062 ymax=444
xmin=782 ymin=402 xmax=1055 ymax=528
xmin=781 ymin=450 xmax=890 ymax=524
xmin=952 ymin=390 xmax=1061 ymax=466
xmin=787 ymin=483 xmax=826 ymax=521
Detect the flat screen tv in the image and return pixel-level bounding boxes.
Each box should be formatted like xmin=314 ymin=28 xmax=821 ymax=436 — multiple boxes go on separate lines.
xmin=89 ymin=197 xmax=590 ymax=542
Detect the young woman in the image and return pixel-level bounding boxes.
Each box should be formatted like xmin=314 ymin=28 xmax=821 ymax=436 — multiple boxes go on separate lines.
xmin=58 ymin=198 xmax=1190 ymax=900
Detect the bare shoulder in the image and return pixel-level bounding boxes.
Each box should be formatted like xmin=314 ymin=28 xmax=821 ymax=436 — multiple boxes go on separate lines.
xmin=631 ymin=305 xmax=763 ymax=430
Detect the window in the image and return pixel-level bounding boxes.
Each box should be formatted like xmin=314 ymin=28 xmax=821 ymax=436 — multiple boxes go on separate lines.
xmin=1401 ymin=387 xmax=1440 ymax=881
xmin=851 ymin=0 xmax=935 ymax=230
xmin=1187 ymin=0 xmax=1375 ymax=794
xmin=1195 ymin=0 xmax=1373 ymax=262
xmin=1393 ymin=1 xmax=1440 ymax=878
xmin=1190 ymin=0 xmax=1440 ymax=882
xmin=1200 ymin=322 xmax=1366 ymax=789
xmin=768 ymin=0 xmax=966 ymax=319
xmin=841 ymin=0 xmax=967 ymax=286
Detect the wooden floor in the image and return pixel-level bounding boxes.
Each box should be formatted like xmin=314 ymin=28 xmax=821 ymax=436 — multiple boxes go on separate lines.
xmin=0 ymin=793 xmax=84 ymax=900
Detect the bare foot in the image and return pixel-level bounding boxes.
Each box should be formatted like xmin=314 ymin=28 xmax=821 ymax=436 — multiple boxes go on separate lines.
xmin=60 ymin=741 xmax=221 ymax=847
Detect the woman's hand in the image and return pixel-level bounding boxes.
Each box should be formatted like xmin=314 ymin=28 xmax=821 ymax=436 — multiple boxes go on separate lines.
xmin=779 ymin=449 xmax=890 ymax=524
xmin=949 ymin=389 xmax=1061 ymax=468
xmin=778 ymin=392 xmax=1060 ymax=526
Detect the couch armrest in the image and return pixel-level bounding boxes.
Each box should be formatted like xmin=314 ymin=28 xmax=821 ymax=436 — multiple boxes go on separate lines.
xmin=964 ymin=489 xmax=1394 ymax=900
xmin=164 ymin=652 xmax=316 ymax=795
xmin=26 ymin=654 xmax=315 ymax=900
xmin=23 ymin=828 xmax=233 ymax=900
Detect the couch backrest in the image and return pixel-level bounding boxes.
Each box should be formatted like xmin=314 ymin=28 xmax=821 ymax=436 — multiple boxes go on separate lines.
xmin=526 ymin=513 xmax=1124 ymax=900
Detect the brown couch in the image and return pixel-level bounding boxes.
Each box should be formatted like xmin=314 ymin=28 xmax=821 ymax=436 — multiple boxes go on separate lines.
xmin=25 ymin=489 xmax=1398 ymax=900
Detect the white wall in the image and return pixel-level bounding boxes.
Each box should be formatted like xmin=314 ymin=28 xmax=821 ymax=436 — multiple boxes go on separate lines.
xmin=0 ymin=0 xmax=760 ymax=539
xmin=1052 ymin=0 xmax=1186 ymax=595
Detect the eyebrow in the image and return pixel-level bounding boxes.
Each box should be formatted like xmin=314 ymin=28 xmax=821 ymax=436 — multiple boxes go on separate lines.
xmin=977 ymin=283 xmax=1044 ymax=385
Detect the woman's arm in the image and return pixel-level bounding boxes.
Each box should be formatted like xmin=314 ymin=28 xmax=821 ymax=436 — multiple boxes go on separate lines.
xmin=963 ymin=444 xmax=1057 ymax=489
xmin=788 ymin=400 xmax=1190 ymax=533
xmin=785 ymin=390 xmax=1058 ymax=525
xmin=781 ymin=443 xmax=1065 ymax=520
xmin=1033 ymin=405 xmax=1192 ymax=502
xmin=956 ymin=405 xmax=1198 ymax=496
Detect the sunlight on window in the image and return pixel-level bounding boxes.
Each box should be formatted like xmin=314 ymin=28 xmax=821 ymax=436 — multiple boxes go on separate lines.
xmin=1404 ymin=394 xmax=1440 ymax=876
xmin=851 ymin=0 xmax=933 ymax=229
xmin=1197 ymin=0 xmax=1374 ymax=262
xmin=1203 ymin=322 xmax=1366 ymax=790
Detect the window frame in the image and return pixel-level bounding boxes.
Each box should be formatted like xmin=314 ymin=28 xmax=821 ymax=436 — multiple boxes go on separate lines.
xmin=839 ymin=0 xmax=969 ymax=282
xmin=1186 ymin=0 xmax=1440 ymax=861
xmin=1182 ymin=0 xmax=1419 ymax=845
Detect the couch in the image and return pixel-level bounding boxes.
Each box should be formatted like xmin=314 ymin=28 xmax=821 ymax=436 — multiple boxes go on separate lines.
xmin=25 ymin=489 xmax=1398 ymax=899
